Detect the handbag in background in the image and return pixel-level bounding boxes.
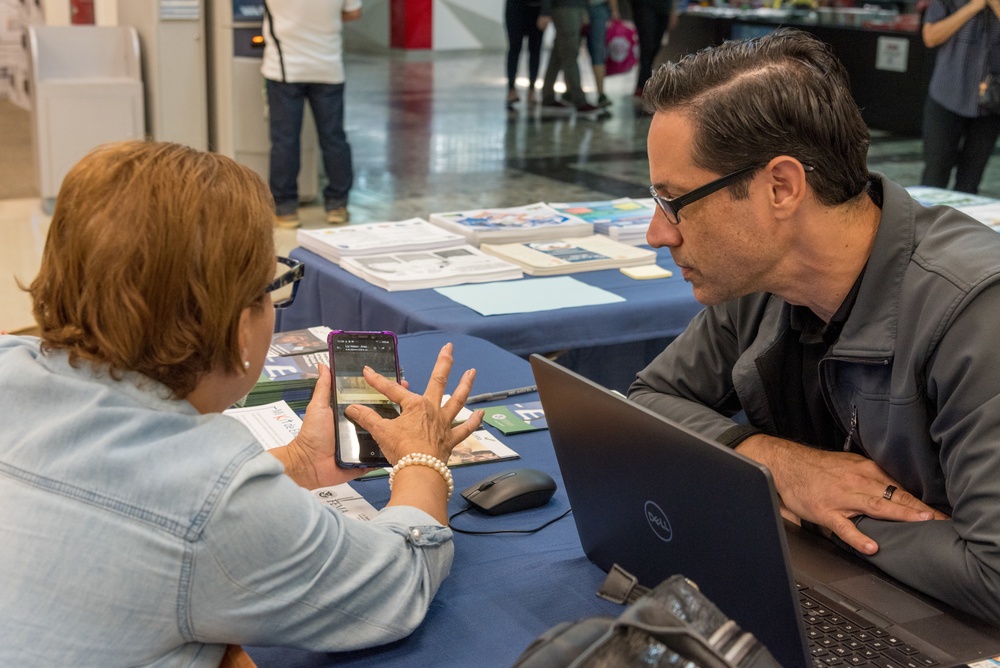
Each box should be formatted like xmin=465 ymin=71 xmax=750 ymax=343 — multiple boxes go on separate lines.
xmin=511 ymin=564 xmax=781 ymax=668
xmin=604 ymin=19 xmax=638 ymax=76
xmin=979 ymin=74 xmax=1000 ymax=115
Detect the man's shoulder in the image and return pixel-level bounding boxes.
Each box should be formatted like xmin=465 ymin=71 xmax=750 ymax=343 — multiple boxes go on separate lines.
xmin=909 ymin=197 xmax=1000 ymax=290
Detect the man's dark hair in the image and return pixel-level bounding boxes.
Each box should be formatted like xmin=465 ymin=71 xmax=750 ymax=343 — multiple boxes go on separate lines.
xmin=643 ymin=28 xmax=870 ymax=206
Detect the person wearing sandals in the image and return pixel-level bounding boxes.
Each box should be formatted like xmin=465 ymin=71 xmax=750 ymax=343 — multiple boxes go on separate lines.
xmin=505 ymin=0 xmax=544 ymax=107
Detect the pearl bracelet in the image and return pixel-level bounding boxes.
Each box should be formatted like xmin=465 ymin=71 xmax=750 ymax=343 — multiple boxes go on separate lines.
xmin=388 ymin=453 xmax=454 ymax=500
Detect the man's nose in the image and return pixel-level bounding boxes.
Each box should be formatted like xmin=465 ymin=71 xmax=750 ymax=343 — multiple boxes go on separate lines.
xmin=646 ymin=208 xmax=682 ymax=248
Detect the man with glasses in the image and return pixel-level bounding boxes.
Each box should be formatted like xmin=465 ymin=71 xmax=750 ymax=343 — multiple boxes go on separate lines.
xmin=629 ymin=28 xmax=1000 ymax=624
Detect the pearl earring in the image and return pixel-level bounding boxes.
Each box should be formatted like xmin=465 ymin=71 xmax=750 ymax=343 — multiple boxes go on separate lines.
xmin=243 ymin=360 xmax=250 ymax=370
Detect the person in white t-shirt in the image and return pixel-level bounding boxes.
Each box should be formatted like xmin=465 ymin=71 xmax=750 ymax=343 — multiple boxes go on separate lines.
xmin=262 ymin=0 xmax=361 ymax=228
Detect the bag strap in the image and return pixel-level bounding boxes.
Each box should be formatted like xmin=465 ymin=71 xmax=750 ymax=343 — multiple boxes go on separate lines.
xmin=595 ymin=563 xmax=650 ymax=605
xmin=592 ymin=566 xmax=775 ymax=668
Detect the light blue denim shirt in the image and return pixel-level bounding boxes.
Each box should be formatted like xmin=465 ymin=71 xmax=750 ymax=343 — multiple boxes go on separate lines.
xmin=0 ymin=336 xmax=453 ymax=666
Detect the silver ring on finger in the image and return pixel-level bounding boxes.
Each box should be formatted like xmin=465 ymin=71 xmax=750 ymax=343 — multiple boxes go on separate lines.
xmin=883 ymin=484 xmax=897 ymax=501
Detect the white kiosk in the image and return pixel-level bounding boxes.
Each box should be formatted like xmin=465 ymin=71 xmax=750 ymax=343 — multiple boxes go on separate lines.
xmin=206 ymin=0 xmax=317 ymax=201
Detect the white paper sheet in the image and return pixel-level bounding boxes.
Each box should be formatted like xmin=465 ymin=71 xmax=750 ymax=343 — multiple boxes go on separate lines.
xmin=435 ymin=276 xmax=625 ymax=316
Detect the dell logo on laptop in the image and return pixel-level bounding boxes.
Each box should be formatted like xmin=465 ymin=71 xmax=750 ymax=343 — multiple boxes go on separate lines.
xmin=644 ymin=500 xmax=673 ymax=542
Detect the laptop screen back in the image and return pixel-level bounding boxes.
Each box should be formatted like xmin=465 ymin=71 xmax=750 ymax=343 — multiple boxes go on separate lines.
xmin=531 ymin=354 xmax=810 ymax=668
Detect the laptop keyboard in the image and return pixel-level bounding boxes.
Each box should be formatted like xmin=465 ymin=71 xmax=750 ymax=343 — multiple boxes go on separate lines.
xmin=797 ymin=583 xmax=940 ymax=668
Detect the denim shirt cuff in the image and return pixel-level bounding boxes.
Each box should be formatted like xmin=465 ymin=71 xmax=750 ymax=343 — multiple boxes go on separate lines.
xmin=403 ymin=524 xmax=452 ymax=547
xmin=373 ymin=506 xmax=454 ymax=546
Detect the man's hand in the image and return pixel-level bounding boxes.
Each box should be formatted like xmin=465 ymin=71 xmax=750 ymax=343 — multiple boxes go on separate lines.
xmin=737 ymin=434 xmax=948 ymax=555
xmin=537 ymin=15 xmax=551 ymax=31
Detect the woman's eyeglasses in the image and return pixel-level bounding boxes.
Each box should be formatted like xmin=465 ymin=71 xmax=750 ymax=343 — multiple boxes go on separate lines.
xmin=265 ymin=256 xmax=304 ymax=309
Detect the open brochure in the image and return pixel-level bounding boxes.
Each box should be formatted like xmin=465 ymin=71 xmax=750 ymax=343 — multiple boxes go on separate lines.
xmin=224 ymin=399 xmax=303 ymax=449
xmin=429 ymin=202 xmax=593 ymax=246
xmin=297 ymin=218 xmax=465 ymax=263
xmin=223 ymin=400 xmax=379 ymax=521
xmin=358 ymin=430 xmax=520 ymax=480
xmin=339 ymin=245 xmax=523 ymax=291
xmin=480 ymin=234 xmax=656 ymax=276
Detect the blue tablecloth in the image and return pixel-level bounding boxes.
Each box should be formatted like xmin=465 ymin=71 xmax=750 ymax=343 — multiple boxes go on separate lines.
xmin=274 ymin=246 xmax=703 ymax=392
xmin=247 ymin=331 xmax=621 ymax=668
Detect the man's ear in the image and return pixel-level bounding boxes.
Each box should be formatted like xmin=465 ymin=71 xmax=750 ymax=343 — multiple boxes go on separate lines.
xmin=765 ymin=156 xmax=810 ymax=220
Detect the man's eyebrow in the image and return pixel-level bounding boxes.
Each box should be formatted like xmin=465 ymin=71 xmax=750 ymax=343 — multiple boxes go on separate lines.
xmin=651 ymin=180 xmax=680 ymax=195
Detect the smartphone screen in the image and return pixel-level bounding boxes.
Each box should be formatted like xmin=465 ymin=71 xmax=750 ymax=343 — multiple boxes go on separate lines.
xmin=329 ymin=331 xmax=401 ymax=467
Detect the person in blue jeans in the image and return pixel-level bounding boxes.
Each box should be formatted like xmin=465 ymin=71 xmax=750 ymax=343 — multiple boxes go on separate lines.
xmin=921 ymin=0 xmax=1000 ymax=193
xmin=586 ymin=0 xmax=620 ymax=107
xmin=262 ymin=0 xmax=361 ymax=227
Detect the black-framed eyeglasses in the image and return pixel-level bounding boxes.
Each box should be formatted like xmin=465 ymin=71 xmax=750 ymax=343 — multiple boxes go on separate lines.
xmin=649 ymin=163 xmax=815 ymax=225
xmin=265 ymin=256 xmax=304 ymax=309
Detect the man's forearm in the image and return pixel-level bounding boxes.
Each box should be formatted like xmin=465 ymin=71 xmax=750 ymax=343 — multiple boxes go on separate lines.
xmin=860 ymin=516 xmax=1000 ymax=625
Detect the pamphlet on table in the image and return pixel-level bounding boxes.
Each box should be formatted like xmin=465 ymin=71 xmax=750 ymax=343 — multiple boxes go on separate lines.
xmin=482 ymin=401 xmax=548 ymax=435
xmin=429 ymin=202 xmax=593 ymax=246
xmin=268 ymin=326 xmax=332 ymax=357
xmin=296 ymin=218 xmax=465 ymax=263
xmin=905 ymin=186 xmax=998 ymax=209
xmin=358 ymin=429 xmax=520 ymax=479
xmin=224 ymin=399 xmax=303 ymax=449
xmin=548 ymin=197 xmax=655 ymax=245
xmin=906 ymin=186 xmax=1000 ymax=232
xmin=236 ymin=351 xmax=328 ymax=410
xmin=479 ymin=234 xmax=656 ymax=275
xmin=339 ymin=245 xmax=523 ymax=291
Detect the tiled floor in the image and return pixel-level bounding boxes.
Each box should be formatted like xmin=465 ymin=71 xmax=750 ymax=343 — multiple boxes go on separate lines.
xmin=3 ymin=48 xmax=1000 ymax=334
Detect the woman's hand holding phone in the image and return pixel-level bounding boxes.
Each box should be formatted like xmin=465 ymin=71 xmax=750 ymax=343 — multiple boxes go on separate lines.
xmin=271 ymin=363 xmax=371 ymax=489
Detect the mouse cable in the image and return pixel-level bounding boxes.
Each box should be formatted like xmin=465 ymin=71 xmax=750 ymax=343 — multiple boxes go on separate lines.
xmin=447 ymin=507 xmax=572 ymax=535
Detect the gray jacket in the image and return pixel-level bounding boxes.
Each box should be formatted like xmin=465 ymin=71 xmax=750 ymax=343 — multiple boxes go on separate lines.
xmin=629 ymin=175 xmax=1000 ymax=624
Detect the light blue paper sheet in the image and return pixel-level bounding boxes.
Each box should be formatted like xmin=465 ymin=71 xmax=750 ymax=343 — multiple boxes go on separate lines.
xmin=435 ymin=276 xmax=625 ymax=316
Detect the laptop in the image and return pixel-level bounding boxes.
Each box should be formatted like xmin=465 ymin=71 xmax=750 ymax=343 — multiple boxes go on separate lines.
xmin=530 ymin=354 xmax=1000 ymax=668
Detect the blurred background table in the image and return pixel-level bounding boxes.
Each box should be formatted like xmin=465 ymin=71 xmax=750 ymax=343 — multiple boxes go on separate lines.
xmin=275 ymin=246 xmax=703 ymax=392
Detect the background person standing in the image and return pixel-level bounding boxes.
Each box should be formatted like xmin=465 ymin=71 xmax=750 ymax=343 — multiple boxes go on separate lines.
xmin=587 ymin=0 xmax=621 ymax=107
xmin=630 ymin=0 xmax=676 ymax=97
xmin=505 ymin=0 xmax=544 ymax=107
xmin=262 ymin=0 xmax=361 ymax=228
xmin=921 ymin=0 xmax=1000 ymax=193
xmin=538 ymin=0 xmax=599 ymax=112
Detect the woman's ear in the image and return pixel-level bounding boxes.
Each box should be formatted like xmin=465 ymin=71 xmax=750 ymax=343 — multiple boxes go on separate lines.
xmin=237 ymin=306 xmax=253 ymax=372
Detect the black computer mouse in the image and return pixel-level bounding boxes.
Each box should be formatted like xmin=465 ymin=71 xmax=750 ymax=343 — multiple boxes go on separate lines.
xmin=460 ymin=468 xmax=557 ymax=516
